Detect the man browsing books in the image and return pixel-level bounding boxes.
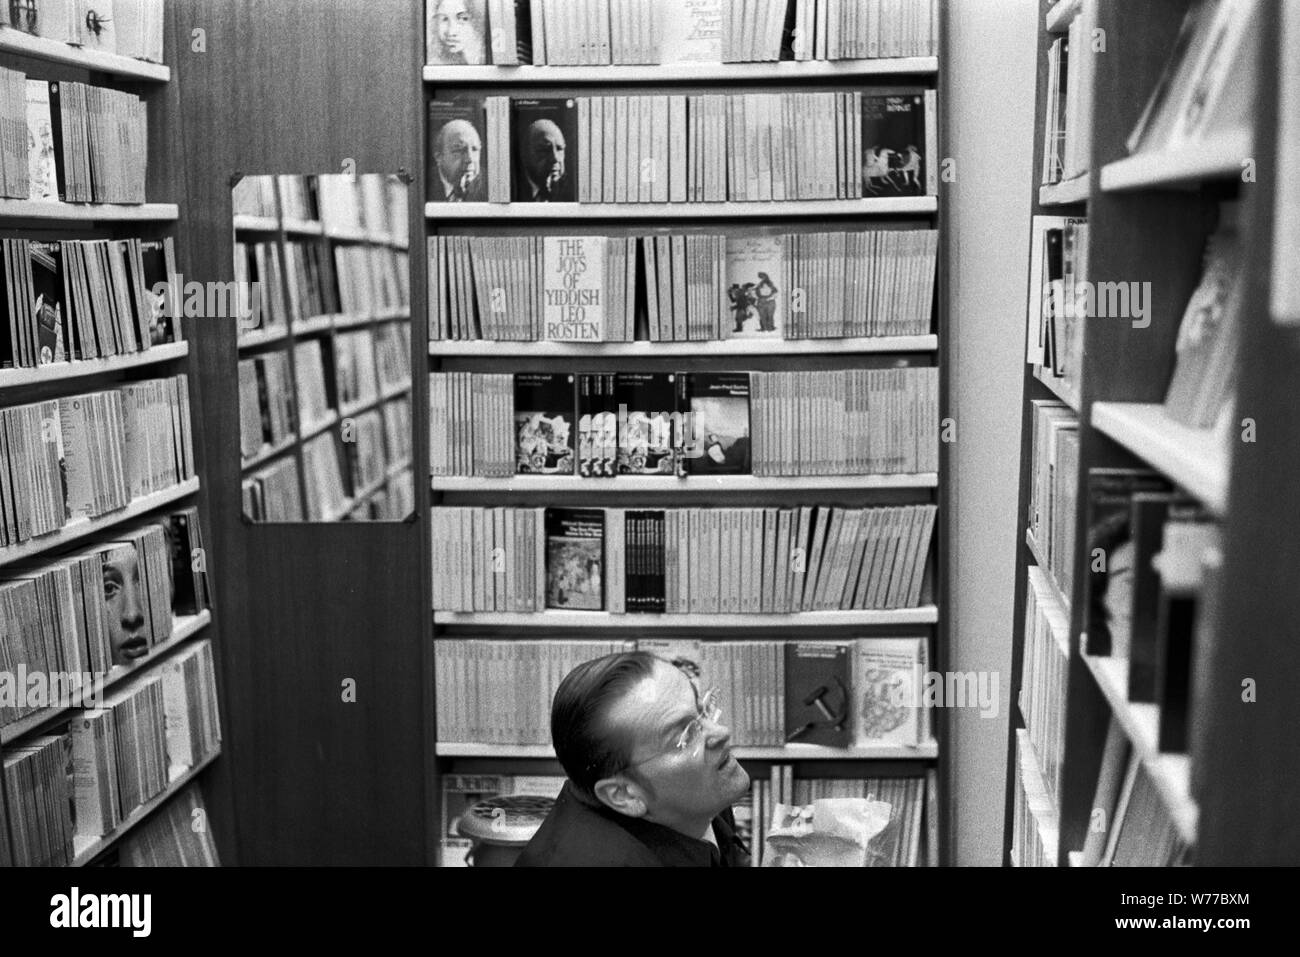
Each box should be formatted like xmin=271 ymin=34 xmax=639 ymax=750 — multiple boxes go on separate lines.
xmin=516 ymin=652 xmax=751 ymax=867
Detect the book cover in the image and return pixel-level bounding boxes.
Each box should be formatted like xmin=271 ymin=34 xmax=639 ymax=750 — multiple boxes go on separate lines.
xmin=654 ymin=0 xmax=723 ymax=63
xmin=615 ymin=371 xmax=676 ymax=475
xmin=851 ymin=637 xmax=925 ymax=747
xmin=636 ymin=638 xmax=705 ymax=682
xmin=428 ymin=98 xmax=489 ymax=202
xmin=860 ymin=91 xmax=928 ymax=197
xmin=545 ymin=507 xmax=604 ymax=610
xmin=514 ymin=372 xmax=574 ymax=475
xmin=677 ymin=371 xmax=752 ymax=476
xmin=138 ymin=239 xmax=177 ymax=344
xmin=426 ymin=0 xmax=489 ymax=65
xmin=783 ymin=642 xmax=851 ymax=747
xmin=25 ymin=80 xmax=59 ymax=201
xmin=543 ymin=235 xmax=605 ymax=340
xmin=512 ymin=98 xmax=577 ymax=202
xmin=725 ymin=235 xmax=783 ymax=337
xmin=29 ymin=241 xmax=66 ymax=364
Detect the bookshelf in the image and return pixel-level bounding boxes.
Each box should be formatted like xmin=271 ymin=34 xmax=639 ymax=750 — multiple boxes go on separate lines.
xmin=1005 ymin=0 xmax=1298 ymax=866
xmin=0 ymin=10 xmax=225 ymax=867
xmin=234 ymin=173 xmax=414 ymax=522
xmin=425 ymin=5 xmax=950 ymax=866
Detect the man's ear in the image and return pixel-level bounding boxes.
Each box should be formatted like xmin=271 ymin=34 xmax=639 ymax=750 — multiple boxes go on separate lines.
xmin=592 ymin=775 xmax=648 ymax=819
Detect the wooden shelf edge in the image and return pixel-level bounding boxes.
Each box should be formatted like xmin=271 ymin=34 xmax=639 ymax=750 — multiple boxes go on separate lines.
xmin=0 ymin=28 xmax=169 ymax=80
xmin=433 ymin=607 xmax=940 ymax=627
xmin=1099 ymin=128 xmax=1254 ymax=192
xmin=432 ymin=473 xmax=940 ymax=492
xmin=435 ymin=740 xmax=939 ymax=759
xmin=422 ymin=58 xmax=939 ymax=84
xmin=1038 ymin=173 xmax=1090 ymax=206
xmin=1045 ymin=0 xmax=1082 ymax=33
xmin=430 ymin=335 xmax=939 ymax=356
xmin=1024 ymin=530 xmax=1071 ymax=621
xmin=426 ymin=197 xmax=938 ymax=220
xmin=72 ymin=750 xmax=221 ymax=866
xmin=0 ymin=199 xmax=178 ymax=222
xmin=1031 ymin=364 xmax=1080 ymax=411
xmin=0 ymin=342 xmax=189 ymax=391
xmin=1090 ymin=402 xmax=1229 ymax=514
xmin=1080 ymin=653 xmax=1199 ymax=845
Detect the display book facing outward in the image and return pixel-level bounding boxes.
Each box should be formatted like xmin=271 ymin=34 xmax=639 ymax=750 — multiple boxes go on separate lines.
xmin=426 ymin=0 xmax=947 ymax=867
xmin=1006 ymin=0 xmax=1290 ymax=868
xmin=0 ymin=24 xmax=223 ymax=869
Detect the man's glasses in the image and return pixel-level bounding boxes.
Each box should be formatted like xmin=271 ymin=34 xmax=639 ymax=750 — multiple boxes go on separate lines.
xmin=622 ymin=687 xmax=723 ymax=771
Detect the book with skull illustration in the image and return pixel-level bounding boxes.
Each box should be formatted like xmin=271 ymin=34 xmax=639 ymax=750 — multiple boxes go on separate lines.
xmin=514 ymin=372 xmax=575 ymax=475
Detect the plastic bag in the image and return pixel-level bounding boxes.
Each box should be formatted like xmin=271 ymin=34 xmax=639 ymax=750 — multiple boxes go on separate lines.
xmin=763 ymin=798 xmax=894 ymax=867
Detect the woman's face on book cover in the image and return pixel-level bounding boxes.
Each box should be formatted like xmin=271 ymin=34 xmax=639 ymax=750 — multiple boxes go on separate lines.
xmin=434 ymin=0 xmax=474 ymax=55
xmin=104 ymin=544 xmax=148 ymax=665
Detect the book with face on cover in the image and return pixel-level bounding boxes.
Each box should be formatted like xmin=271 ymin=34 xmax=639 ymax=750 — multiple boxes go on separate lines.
xmin=676 ymin=371 xmax=752 ymax=476
xmin=428 ymin=98 xmax=490 ymax=202
xmin=514 ymin=372 xmax=575 ymax=475
xmin=512 ymin=98 xmax=578 ymax=202
xmin=545 ymin=507 xmax=605 ymax=611
xmin=426 ymin=0 xmax=488 ymax=65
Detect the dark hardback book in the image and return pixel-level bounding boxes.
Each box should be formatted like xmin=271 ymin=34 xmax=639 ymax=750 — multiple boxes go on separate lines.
xmin=515 ymin=372 xmax=575 ymax=475
xmin=1128 ymin=491 xmax=1190 ymax=701
xmin=545 ymin=507 xmax=604 ymax=610
xmin=860 ymin=91 xmax=928 ymax=197
xmin=428 ymin=98 xmax=490 ymax=202
xmin=616 ymin=372 xmax=676 ymax=475
xmin=784 ymin=642 xmax=852 ymax=747
xmin=511 ymin=98 xmax=578 ymax=202
xmin=1153 ymin=509 xmax=1217 ymax=753
xmin=139 ymin=238 xmax=178 ymax=344
xmin=627 ymin=510 xmax=666 ymax=613
xmin=165 ymin=507 xmax=211 ymax=616
xmin=676 ymin=371 xmax=752 ymax=476
xmin=1081 ymin=469 xmax=1168 ymax=659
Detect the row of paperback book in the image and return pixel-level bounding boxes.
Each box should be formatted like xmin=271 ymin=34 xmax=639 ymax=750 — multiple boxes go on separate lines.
xmin=431 ymin=503 xmax=936 ymax=613
xmin=0 ymin=507 xmax=209 ymax=727
xmin=2 ymin=69 xmax=148 ymax=204
xmin=2 ymin=0 xmax=166 ymax=63
xmin=1010 ymin=730 xmax=1057 ymax=868
xmin=435 ymin=636 xmax=930 ymax=747
xmin=1 ymin=236 xmax=178 ymax=368
xmin=430 ymin=367 xmax=938 ymax=478
xmin=426 ymin=89 xmax=934 ymax=203
xmin=1027 ymin=398 xmax=1077 ymax=601
xmin=428 ymin=228 xmax=937 ymax=341
xmin=1019 ymin=566 xmax=1068 ymax=813
xmin=234 ymin=173 xmax=409 ymax=238
xmin=112 ymin=783 xmax=219 ymax=866
xmin=0 ymin=377 xmax=196 ymax=548
xmin=438 ymin=771 xmax=926 ymax=867
xmin=426 ymin=0 xmax=938 ymax=66
xmin=242 ymin=435 xmax=414 ymax=523
xmin=1 ymin=640 xmax=221 ymax=866
xmin=1079 ymin=467 xmax=1218 ymax=756
xmin=234 ymin=240 xmax=410 ymax=338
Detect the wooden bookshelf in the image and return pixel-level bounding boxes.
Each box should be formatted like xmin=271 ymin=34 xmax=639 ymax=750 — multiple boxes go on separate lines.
xmin=0 ymin=478 xmax=200 ymax=569
xmin=1024 ymin=530 xmax=1069 ymax=616
xmin=0 ymin=612 xmax=212 ymax=746
xmin=425 ymin=16 xmax=950 ymax=868
xmin=0 ymin=342 xmax=189 ymax=390
xmin=434 ymin=607 xmax=939 ymax=628
xmin=1044 ymin=0 xmax=1082 ymax=33
xmin=0 ymin=26 xmax=170 ymax=81
xmin=423 ymin=58 xmax=939 ymax=84
xmin=426 ymin=197 xmax=938 ymax=220
xmin=1005 ymin=0 xmax=1295 ymax=867
xmin=431 ymin=335 xmax=939 ymax=357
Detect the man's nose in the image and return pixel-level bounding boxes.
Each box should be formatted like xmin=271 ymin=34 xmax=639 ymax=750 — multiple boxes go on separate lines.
xmin=704 ymin=718 xmax=732 ymax=750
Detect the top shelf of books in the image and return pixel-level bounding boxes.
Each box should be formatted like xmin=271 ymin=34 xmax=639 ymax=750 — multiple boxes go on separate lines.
xmin=427 ymin=198 xmax=937 ymax=220
xmin=0 ymin=27 xmax=168 ymax=82
xmin=423 ymin=58 xmax=938 ymax=84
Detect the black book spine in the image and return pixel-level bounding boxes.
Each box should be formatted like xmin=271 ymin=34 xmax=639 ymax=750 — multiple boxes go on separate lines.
xmin=47 ymin=82 xmax=68 ymax=201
